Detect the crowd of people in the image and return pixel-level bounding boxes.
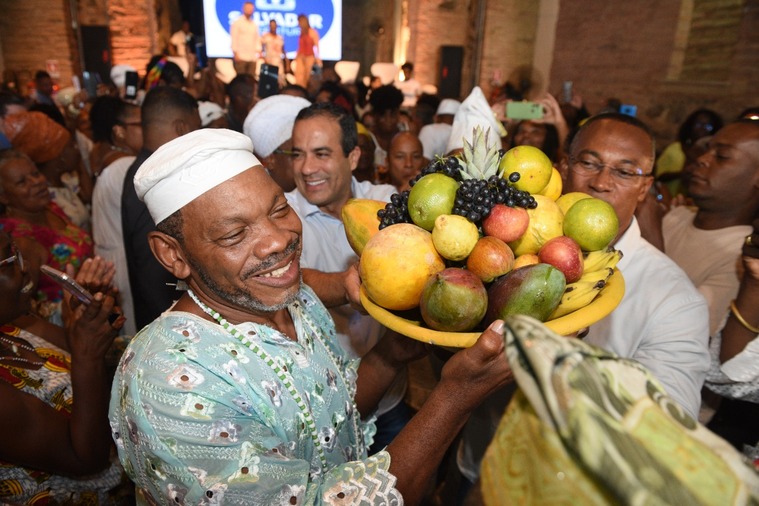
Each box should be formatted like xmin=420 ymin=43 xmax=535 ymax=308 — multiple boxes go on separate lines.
xmin=1 ymin=7 xmax=758 ymax=503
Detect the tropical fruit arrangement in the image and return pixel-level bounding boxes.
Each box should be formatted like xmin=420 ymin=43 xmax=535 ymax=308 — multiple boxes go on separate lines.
xmin=344 ymin=127 xmax=624 ymax=339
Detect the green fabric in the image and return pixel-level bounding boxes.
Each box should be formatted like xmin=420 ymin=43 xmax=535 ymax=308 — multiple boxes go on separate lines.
xmin=481 ymin=315 xmax=759 ymax=505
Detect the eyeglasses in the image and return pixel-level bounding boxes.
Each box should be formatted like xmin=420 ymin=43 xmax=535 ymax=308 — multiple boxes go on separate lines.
xmin=273 ymin=149 xmax=297 ymax=157
xmin=117 ymin=120 xmax=142 ymax=128
xmin=0 ymin=242 xmax=25 ymax=272
xmin=569 ymin=156 xmax=652 ymax=185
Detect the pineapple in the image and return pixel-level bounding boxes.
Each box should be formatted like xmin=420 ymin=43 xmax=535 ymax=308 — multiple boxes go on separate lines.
xmin=459 ymin=126 xmax=502 ymax=181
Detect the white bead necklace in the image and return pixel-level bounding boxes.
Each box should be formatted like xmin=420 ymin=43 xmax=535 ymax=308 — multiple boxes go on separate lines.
xmin=0 ymin=334 xmax=43 ymax=367
xmin=187 ymin=290 xmax=364 ymax=472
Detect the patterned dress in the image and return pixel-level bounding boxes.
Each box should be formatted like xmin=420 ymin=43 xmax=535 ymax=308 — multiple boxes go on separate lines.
xmin=0 ymin=203 xmax=93 ymax=322
xmin=0 ymin=325 xmax=123 ymax=504
xmin=109 ymin=286 xmax=402 ymax=505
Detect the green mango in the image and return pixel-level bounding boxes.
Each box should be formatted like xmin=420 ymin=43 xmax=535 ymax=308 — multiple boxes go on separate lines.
xmin=485 ymin=263 xmax=566 ymax=324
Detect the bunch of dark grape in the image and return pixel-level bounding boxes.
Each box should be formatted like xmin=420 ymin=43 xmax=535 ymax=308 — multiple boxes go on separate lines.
xmin=377 ymin=157 xmax=463 ymax=229
xmin=409 ymin=156 xmax=464 ymax=185
xmin=377 ymin=190 xmax=411 ymax=229
xmin=451 ymin=173 xmax=537 ymax=224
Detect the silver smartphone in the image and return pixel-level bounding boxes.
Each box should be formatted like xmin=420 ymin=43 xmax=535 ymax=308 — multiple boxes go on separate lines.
xmin=41 ymin=265 xmax=93 ymax=304
xmin=41 ymin=265 xmax=121 ymax=324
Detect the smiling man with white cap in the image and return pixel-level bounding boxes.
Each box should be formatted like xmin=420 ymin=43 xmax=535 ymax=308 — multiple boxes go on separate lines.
xmin=243 ymin=94 xmax=311 ymax=192
xmin=108 ymin=127 xmax=513 ymax=505
xmin=418 ymin=98 xmax=461 ymax=159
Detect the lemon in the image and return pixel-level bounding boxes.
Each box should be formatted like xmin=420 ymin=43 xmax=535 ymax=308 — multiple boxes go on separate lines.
xmin=360 ymin=223 xmax=445 ymax=311
xmin=507 ymin=195 xmax=564 ymax=256
xmin=499 ymin=146 xmax=553 ymax=194
xmin=563 ymin=198 xmax=619 ymax=251
xmin=432 ymin=214 xmax=480 ymax=261
xmin=537 ymin=167 xmax=563 ymax=201
xmin=556 ymin=191 xmax=592 ymax=216
xmin=408 ymin=173 xmax=459 ymax=231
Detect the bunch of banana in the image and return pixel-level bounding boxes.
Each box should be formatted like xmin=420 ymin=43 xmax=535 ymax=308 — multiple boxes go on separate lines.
xmin=550 ymin=248 xmax=623 ymax=318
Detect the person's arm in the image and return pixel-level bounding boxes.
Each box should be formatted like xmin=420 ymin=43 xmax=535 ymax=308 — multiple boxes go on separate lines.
xmin=0 ymin=291 xmax=119 ymax=475
xmin=302 ymin=264 xmax=361 ymax=309
xmin=381 ymin=322 xmax=512 ymax=505
xmin=230 ymin=21 xmax=239 ymax=60
xmin=720 ymin=221 xmax=759 ymax=363
xmin=312 ymin=28 xmax=321 ymax=66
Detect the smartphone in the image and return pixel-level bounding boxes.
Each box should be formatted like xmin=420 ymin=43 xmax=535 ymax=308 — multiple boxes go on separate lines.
xmin=562 ymin=81 xmax=573 ymax=103
xmin=506 ymin=101 xmax=544 ymax=120
xmin=124 ymin=71 xmax=139 ymax=100
xmin=619 ymin=104 xmax=638 ymax=117
xmin=41 ymin=265 xmax=93 ymax=304
xmin=41 ymin=265 xmax=121 ymax=323
xmin=258 ymin=63 xmax=279 ymax=99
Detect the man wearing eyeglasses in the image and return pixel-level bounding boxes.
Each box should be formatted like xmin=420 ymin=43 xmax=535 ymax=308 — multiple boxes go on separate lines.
xmin=560 ymin=112 xmax=710 ymax=419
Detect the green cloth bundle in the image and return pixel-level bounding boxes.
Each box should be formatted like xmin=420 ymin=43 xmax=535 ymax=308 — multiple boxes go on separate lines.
xmin=481 ymin=316 xmax=759 ymax=505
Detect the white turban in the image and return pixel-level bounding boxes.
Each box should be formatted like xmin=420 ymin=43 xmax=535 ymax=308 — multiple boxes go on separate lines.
xmin=110 ymin=64 xmax=136 ymax=89
xmin=243 ymin=95 xmax=311 ymax=158
xmin=446 ymin=86 xmax=506 ymax=153
xmin=437 ymin=98 xmax=461 ymax=116
xmin=198 ymin=101 xmax=224 ymax=127
xmin=135 ymin=129 xmax=261 ymax=224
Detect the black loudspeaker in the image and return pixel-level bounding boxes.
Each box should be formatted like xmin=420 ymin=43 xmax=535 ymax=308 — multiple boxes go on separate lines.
xmin=438 ymin=46 xmax=463 ymax=99
xmin=80 ymin=25 xmax=112 ymax=83
xmin=258 ymin=63 xmax=279 ymax=98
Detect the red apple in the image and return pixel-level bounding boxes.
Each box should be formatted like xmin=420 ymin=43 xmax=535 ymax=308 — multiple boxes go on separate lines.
xmin=538 ymin=236 xmax=584 ymax=283
xmin=466 ymin=236 xmax=515 ymax=283
xmin=482 ymin=204 xmax=530 ymax=243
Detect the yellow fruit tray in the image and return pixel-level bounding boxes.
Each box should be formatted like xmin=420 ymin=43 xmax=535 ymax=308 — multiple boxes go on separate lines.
xmin=361 ymin=268 xmax=625 ymax=348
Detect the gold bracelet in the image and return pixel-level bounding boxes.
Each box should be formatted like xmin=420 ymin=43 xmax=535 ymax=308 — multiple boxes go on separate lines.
xmin=729 ymin=300 xmax=759 ymax=334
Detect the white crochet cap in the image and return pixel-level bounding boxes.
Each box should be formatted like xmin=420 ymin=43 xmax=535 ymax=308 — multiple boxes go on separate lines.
xmin=198 ymin=101 xmax=224 ymax=127
xmin=110 ymin=64 xmax=136 ymax=89
xmin=135 ymin=129 xmax=261 ymax=224
xmin=243 ymin=95 xmax=311 ymax=158
xmin=437 ymin=98 xmax=461 ymax=116
xmin=446 ymin=86 xmax=506 ymax=153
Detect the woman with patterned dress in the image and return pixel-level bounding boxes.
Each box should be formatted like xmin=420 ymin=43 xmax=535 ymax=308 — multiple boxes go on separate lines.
xmin=0 ymin=149 xmax=96 ymax=323
xmin=0 ymin=230 xmax=126 ymax=504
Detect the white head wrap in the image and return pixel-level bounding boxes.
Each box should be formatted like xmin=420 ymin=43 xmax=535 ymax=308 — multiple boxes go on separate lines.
xmin=243 ymin=95 xmax=311 ymax=158
xmin=437 ymin=98 xmax=461 ymax=116
xmin=446 ymin=87 xmax=506 ymax=153
xmin=135 ymin=129 xmax=261 ymax=224
xmin=110 ymin=64 xmax=136 ymax=89
xmin=198 ymin=101 xmax=225 ymax=127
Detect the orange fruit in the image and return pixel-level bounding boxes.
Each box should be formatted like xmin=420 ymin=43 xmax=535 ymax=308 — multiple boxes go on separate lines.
xmin=563 ymin=198 xmax=619 ymax=251
xmin=537 ymin=167 xmax=563 ymax=201
xmin=507 ymin=195 xmax=564 ymax=256
xmin=499 ymin=145 xmax=553 ymax=194
xmin=360 ymin=223 xmax=446 ymax=311
xmin=407 ymin=173 xmax=459 ymax=231
xmin=556 ymin=191 xmax=592 ymax=216
xmin=513 ymin=253 xmax=540 ymax=269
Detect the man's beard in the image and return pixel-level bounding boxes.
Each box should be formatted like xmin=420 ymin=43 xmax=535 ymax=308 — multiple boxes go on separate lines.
xmin=186 ymin=238 xmax=301 ymax=313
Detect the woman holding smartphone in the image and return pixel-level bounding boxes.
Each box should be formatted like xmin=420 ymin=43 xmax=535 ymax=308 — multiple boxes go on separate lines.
xmin=0 ymin=231 xmax=127 ymax=504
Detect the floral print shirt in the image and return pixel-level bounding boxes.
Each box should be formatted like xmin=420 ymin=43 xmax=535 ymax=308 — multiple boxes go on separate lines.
xmin=109 ymin=286 xmax=402 ymax=505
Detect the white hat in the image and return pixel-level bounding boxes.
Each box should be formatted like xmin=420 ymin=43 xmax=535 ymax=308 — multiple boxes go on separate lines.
xmin=446 ymin=86 xmax=506 ymax=153
xmin=110 ymin=64 xmax=136 ymax=89
xmin=437 ymin=98 xmax=461 ymax=116
xmin=243 ymin=95 xmax=311 ymax=158
xmin=135 ymin=129 xmax=261 ymax=224
xmin=198 ymin=101 xmax=225 ymax=127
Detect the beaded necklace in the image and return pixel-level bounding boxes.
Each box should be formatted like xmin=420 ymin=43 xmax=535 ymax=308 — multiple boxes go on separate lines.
xmin=187 ymin=290 xmax=363 ymax=472
xmin=0 ymin=334 xmax=43 ymax=367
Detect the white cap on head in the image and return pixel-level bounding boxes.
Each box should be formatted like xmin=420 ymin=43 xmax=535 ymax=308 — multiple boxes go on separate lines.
xmin=243 ymin=94 xmax=311 ymax=158
xmin=446 ymin=87 xmax=506 ymax=153
xmin=437 ymin=98 xmax=461 ymax=116
xmin=198 ymin=101 xmax=224 ymax=127
xmin=135 ymin=129 xmax=261 ymax=224
xmin=110 ymin=64 xmax=136 ymax=89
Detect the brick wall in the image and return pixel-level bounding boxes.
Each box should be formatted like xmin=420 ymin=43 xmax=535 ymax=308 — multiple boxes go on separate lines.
xmin=0 ymin=0 xmax=78 ymax=91
xmin=550 ymin=0 xmax=759 ymax=144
